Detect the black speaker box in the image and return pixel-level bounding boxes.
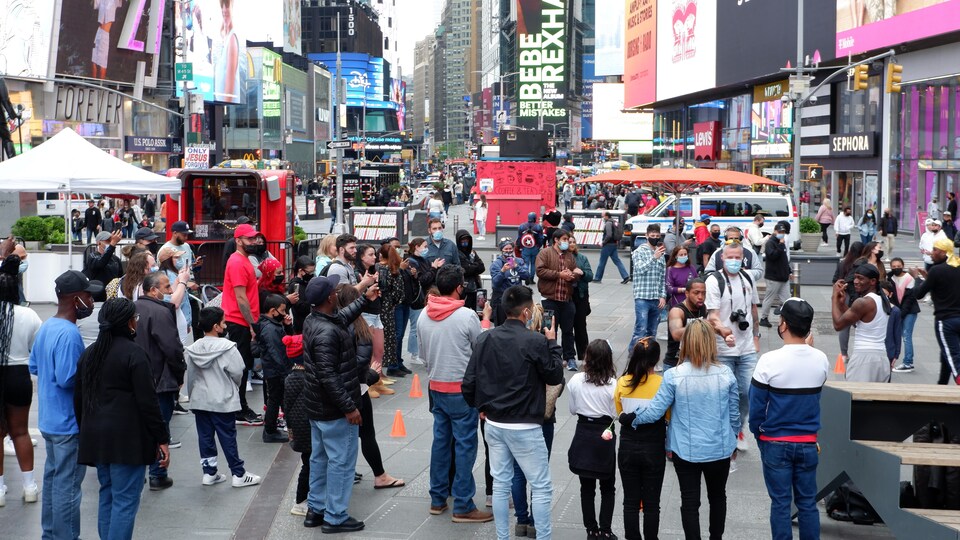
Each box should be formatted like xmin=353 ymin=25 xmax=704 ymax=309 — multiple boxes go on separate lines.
xmin=500 ymin=130 xmax=551 ymax=159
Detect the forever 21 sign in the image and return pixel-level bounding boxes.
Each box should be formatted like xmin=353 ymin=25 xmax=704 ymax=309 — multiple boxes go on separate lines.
xmin=53 ymin=85 xmax=123 ymax=125
xmin=829 ymin=132 xmax=876 ymax=157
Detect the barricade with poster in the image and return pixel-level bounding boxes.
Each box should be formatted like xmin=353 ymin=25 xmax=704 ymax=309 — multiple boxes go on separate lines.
xmin=348 ymin=206 xmax=408 ymax=242
xmin=567 ymin=210 xmax=626 ymax=249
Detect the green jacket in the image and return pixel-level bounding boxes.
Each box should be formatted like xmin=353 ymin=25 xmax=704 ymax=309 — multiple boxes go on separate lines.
xmin=573 ymin=252 xmax=593 ymax=299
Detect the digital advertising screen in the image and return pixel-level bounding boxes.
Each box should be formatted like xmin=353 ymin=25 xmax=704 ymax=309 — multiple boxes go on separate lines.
xmin=592 ymin=83 xmax=653 ymax=142
xmin=624 ymin=0 xmax=657 ymax=108
xmin=751 ymin=98 xmax=793 ymax=158
xmin=594 ymin=0 xmax=624 ymax=76
xmin=283 ymin=0 xmax=302 ymax=56
xmin=175 ymin=0 xmax=251 ymax=104
xmin=580 ymin=54 xmax=604 ymax=140
xmin=0 ymin=0 xmax=56 ymax=78
xmin=836 ymin=0 xmax=960 ymax=56
xmin=656 ymin=0 xmax=716 ymax=102
xmin=308 ymin=53 xmax=397 ymax=111
xmin=516 ymin=0 xmax=568 ymax=129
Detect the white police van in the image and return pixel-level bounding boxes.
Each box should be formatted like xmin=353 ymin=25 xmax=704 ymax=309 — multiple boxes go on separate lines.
xmin=623 ymin=191 xmax=801 ymax=250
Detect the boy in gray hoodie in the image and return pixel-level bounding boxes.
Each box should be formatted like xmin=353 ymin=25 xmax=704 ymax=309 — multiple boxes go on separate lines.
xmin=186 ymin=307 xmax=263 ymax=488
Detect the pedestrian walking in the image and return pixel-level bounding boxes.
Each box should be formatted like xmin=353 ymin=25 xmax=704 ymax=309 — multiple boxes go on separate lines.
xmin=629 ymin=224 xmax=667 ymax=353
xmin=890 ymin=258 xmax=920 ymax=373
xmin=834 ymin=207 xmax=855 ymax=256
xmin=463 ymin=285 xmax=564 ymax=539
xmin=75 ymin=298 xmax=170 ymax=540
xmin=858 ymin=208 xmax=877 ymax=246
xmin=750 ymin=298 xmax=828 ymax=540
xmin=614 ymin=337 xmax=667 ymax=540
xmin=622 ymin=319 xmax=739 ymax=540
xmin=536 ymin=229 xmax=580 ymax=371
xmin=567 ymin=340 xmax=618 ymax=540
xmin=474 ymin=195 xmax=488 ymax=240
xmin=594 ymin=212 xmax=630 ymax=284
xmin=878 ymin=208 xmax=897 ymax=257
xmin=759 ymin=222 xmax=793 ymax=327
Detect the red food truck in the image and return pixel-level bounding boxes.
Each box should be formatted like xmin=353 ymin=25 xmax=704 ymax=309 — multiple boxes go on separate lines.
xmin=164 ymin=168 xmax=298 ymax=285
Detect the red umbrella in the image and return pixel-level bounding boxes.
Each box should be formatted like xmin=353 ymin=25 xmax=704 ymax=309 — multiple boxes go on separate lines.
xmin=574 ymin=168 xmax=786 ymax=194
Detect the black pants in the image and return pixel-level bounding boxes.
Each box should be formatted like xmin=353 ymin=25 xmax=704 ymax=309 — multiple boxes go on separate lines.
xmin=580 ymin=475 xmax=616 ymax=533
xmin=673 ymin=455 xmax=730 ymax=540
xmin=359 ymin=393 xmax=385 ymax=477
xmin=820 ymin=222 xmax=830 ymax=243
xmin=492 ymin=300 xmax=507 ymax=327
xmin=836 ymin=234 xmax=851 ymax=256
xmin=619 ymin=438 xmax=666 ymax=540
xmin=225 ymin=321 xmax=254 ymax=413
xmin=296 ymin=451 xmax=311 ymax=504
xmin=573 ymin=294 xmax=591 ymax=361
xmin=264 ymin=376 xmax=285 ymax=434
xmin=542 ymin=298 xmax=576 ymax=361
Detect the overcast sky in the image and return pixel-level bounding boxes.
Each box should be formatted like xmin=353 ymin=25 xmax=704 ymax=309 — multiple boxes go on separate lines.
xmin=395 ymin=0 xmax=442 ymax=74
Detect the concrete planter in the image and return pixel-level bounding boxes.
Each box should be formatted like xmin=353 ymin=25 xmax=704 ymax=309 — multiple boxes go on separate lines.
xmin=800 ymin=233 xmax=822 ymax=253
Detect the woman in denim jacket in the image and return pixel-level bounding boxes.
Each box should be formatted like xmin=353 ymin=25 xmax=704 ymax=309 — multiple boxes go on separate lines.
xmin=620 ymin=319 xmax=739 ymax=540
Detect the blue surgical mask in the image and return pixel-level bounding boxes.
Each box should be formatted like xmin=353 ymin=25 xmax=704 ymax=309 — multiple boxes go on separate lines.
xmin=419 ymin=248 xmax=429 ymax=257
xmin=776 ymin=233 xmax=785 ymax=240
xmin=18 ymin=260 xmax=28 ymax=274
xmin=724 ymin=259 xmax=742 ymax=274
xmin=558 ymin=241 xmax=569 ymax=251
xmin=677 ymin=256 xmax=688 ymax=264
xmin=432 ymin=231 xmax=443 ymax=242
xmin=150 ymin=265 xmax=160 ymax=273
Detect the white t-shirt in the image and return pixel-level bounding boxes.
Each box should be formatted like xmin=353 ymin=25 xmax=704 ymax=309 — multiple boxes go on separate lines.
xmin=705 ymin=271 xmax=760 ymax=357
xmin=752 ymin=344 xmax=829 ymax=392
xmin=474 ymin=202 xmax=488 ymax=222
xmin=428 ymin=198 xmax=444 ymax=214
xmin=6 ymin=305 xmax=42 ymax=366
xmin=567 ymin=373 xmax=617 ymax=418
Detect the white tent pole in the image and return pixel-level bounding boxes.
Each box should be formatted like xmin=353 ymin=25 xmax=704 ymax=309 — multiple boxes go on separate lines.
xmin=65 ymin=186 xmax=73 ymax=269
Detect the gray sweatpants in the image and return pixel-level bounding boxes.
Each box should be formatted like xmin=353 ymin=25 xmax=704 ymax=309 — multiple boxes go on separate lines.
xmin=761 ymin=280 xmax=791 ymax=319
xmin=846 ymin=350 xmax=891 ymax=383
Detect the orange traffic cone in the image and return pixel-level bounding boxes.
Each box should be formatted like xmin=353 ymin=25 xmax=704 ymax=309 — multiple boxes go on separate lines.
xmin=409 ymin=374 xmax=423 ymax=398
xmin=390 ymin=409 xmax=407 ymax=438
xmin=833 ymin=354 xmax=846 ymax=375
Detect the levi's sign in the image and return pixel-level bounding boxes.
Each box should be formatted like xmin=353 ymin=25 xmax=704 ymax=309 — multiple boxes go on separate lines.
xmin=829 ymin=133 xmax=876 ymax=157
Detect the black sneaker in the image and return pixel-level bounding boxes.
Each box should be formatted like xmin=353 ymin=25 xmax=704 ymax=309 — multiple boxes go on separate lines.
xmin=397 ymin=364 xmax=413 ymax=375
xmin=621 ymin=277 xmax=631 ymax=284
xmin=758 ymin=317 xmax=772 ymax=328
xmin=354 ymin=472 xmax=362 ymax=485
xmin=262 ymin=430 xmax=289 ymax=443
xmin=892 ymin=364 xmax=915 ymax=373
xmin=321 ymin=517 xmax=364 ymax=533
xmin=168 ymin=440 xmax=182 ymax=449
xmin=149 ymin=477 xmax=173 ymax=491
xmin=250 ymin=370 xmax=265 ymax=385
xmin=304 ymin=509 xmax=325 ymax=528
xmin=239 ymin=409 xmax=264 ymax=426
xmin=173 ymin=402 xmax=189 ymax=415
xmin=385 ymin=368 xmax=407 ymax=378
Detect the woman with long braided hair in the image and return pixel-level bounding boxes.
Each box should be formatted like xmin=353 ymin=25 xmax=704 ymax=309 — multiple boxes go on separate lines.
xmin=74 ymin=298 xmax=170 ymax=539
xmin=0 ymin=254 xmax=42 ymax=506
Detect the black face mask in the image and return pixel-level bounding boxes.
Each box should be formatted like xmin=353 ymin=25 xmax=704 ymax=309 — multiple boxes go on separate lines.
xmin=273 ymin=275 xmax=284 ymax=285
xmin=75 ymin=297 xmax=94 ymax=320
xmin=217 ymin=330 xmax=227 ymax=338
xmin=711 ymin=232 xmax=721 ymax=239
xmin=876 ymin=250 xmax=884 ymax=260
xmin=302 ymin=273 xmax=314 ymax=283
xmin=249 ymin=244 xmax=267 ymax=257
xmin=890 ymin=268 xmax=904 ymax=276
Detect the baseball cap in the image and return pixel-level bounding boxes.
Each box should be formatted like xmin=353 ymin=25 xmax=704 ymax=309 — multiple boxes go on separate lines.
xmin=774 ymin=221 xmax=790 ymax=233
xmin=779 ymin=297 xmax=814 ymax=328
xmin=946 ymin=211 xmax=953 ymax=217
xmin=234 ymin=224 xmax=259 ymax=239
xmin=925 ymin=218 xmax=935 ymax=226
xmin=700 ymin=214 xmax=711 ymax=221
xmin=171 ymin=221 xmax=193 ymax=234
xmin=305 ymin=274 xmax=340 ymax=306
xmin=55 ymin=270 xmax=104 ymax=297
xmin=237 ymin=216 xmax=253 ymax=225
xmin=157 ymin=246 xmax=185 ymax=264
xmin=134 ymin=227 xmax=158 ymax=242
xmin=95 ymin=231 xmax=112 ymax=242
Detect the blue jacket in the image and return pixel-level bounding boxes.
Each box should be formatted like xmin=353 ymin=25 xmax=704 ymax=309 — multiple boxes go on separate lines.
xmin=490 ymin=255 xmax=531 ymax=302
xmin=633 ymin=362 xmax=739 ymax=462
xmin=749 ymin=345 xmax=829 ymax=441
xmin=425 ymin=237 xmax=459 ymax=268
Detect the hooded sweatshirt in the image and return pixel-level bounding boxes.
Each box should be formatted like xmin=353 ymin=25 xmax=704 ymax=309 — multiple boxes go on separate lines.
xmin=456 ymin=229 xmax=485 ymax=291
xmin=417 ymin=295 xmax=482 ymax=393
xmin=185 ymin=336 xmax=246 ymax=413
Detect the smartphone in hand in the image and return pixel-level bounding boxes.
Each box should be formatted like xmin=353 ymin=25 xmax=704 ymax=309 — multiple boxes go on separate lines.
xmin=476 ymin=289 xmax=487 ymax=312
xmin=542 ymin=309 xmax=554 ymax=332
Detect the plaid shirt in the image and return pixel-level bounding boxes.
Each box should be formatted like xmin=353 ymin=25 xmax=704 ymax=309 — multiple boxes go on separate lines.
xmin=631 ymin=244 xmax=666 ymax=300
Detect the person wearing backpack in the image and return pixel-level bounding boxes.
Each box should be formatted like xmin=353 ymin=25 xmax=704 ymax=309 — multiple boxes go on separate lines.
xmin=593 ymin=212 xmax=630 ymax=285
xmin=831 ymin=263 xmax=892 ymax=383
xmin=518 ymin=213 xmax=544 ymax=286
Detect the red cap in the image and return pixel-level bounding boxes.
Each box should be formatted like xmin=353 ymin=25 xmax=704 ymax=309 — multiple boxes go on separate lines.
xmin=234 ymin=224 xmax=259 ymax=238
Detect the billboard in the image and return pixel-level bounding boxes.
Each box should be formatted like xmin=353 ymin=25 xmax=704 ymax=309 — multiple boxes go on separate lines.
xmin=56 ymin=0 xmax=161 ymax=84
xmin=308 ymin=53 xmax=397 ymax=110
xmin=836 ymin=0 xmax=960 ymax=56
xmin=283 ymin=0 xmax=302 ymax=55
xmin=175 ymin=0 xmax=250 ymax=103
xmin=581 ymin=54 xmax=604 ymax=140
xmin=391 ymin=79 xmax=406 ymax=130
xmin=717 ymin=0 xmax=835 ymax=86
xmin=656 ymin=0 xmax=716 ymax=102
xmin=0 ymin=0 xmax=56 ymax=78
xmin=516 ymin=0 xmax=568 ymax=129
xmin=595 ymin=0 xmax=624 ymax=76
xmin=592 ymin=83 xmax=653 ymax=142
xmin=751 ymin=89 xmax=793 ymax=158
xmin=624 ymin=0 xmax=656 ymax=108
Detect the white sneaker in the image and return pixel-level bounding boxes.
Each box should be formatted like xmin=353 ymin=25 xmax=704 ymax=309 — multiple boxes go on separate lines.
xmin=736 ymin=432 xmax=748 ymax=452
xmin=202 ymin=473 xmax=227 ymax=486
xmin=290 ymin=501 xmax=308 ymax=516
xmin=179 ymin=394 xmax=190 ymax=403
xmin=246 ymin=380 xmax=253 ymax=392
xmin=22 ymin=483 xmax=39 ymax=503
xmin=729 ymin=458 xmax=739 ymax=473
xmin=232 ymin=472 xmax=262 ymax=488
xmin=0 ymin=485 xmax=6 ymax=507
xmin=408 ymin=356 xmax=425 ymax=366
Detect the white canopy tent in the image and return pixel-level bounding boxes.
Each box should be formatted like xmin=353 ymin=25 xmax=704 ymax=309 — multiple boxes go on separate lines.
xmin=0 ymin=127 xmax=180 ymax=266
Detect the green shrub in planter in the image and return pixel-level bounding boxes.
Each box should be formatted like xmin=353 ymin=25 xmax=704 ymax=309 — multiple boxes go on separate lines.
xmin=44 ymin=217 xmax=66 ymax=239
xmin=294 ymin=225 xmax=307 ymax=244
xmin=799 ymin=217 xmax=822 ymax=234
xmin=11 ymin=216 xmax=47 ymax=242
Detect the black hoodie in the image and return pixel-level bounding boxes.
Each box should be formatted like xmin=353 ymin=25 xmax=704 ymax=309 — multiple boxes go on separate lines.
xmin=456 ymin=229 xmax=485 ymax=292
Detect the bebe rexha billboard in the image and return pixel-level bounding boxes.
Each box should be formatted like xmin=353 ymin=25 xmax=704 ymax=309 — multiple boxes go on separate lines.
xmin=836 ymin=0 xmax=960 ymax=56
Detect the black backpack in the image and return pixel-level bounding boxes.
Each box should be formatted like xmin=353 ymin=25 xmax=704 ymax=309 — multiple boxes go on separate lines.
xmin=706 ymin=269 xmax=754 ymax=299
xmin=318 ymin=259 xmax=346 ymax=278
xmin=609 ymin=220 xmax=623 ymax=243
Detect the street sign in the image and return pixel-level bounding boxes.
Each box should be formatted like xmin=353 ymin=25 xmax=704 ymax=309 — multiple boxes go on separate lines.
xmin=175 ymin=63 xmax=193 ymax=82
xmin=774 ymin=127 xmax=793 ymax=135
xmin=359 ymin=169 xmax=379 ymax=178
xmin=808 ymin=166 xmax=824 ymax=180
xmin=763 ymin=167 xmax=787 ymax=177
xmin=326 ymin=140 xmax=352 ymax=150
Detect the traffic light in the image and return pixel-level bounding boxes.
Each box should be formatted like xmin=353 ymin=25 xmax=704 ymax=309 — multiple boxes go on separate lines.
xmin=853 ymin=64 xmax=869 ymax=91
xmin=886 ymin=62 xmax=903 ymax=93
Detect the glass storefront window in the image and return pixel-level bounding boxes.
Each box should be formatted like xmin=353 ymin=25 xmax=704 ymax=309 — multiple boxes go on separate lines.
xmin=653 ymin=94 xmax=753 ymax=172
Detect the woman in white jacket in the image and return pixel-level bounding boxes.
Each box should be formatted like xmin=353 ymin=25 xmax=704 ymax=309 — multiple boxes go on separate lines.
xmin=474 ymin=195 xmax=489 ymax=240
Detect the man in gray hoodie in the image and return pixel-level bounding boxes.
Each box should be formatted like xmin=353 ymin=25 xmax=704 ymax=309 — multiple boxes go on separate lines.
xmin=185 ymin=307 xmax=263 ymax=488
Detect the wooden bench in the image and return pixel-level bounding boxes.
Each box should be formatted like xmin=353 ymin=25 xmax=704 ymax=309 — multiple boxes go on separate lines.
xmin=819 ymin=381 xmax=960 ymax=539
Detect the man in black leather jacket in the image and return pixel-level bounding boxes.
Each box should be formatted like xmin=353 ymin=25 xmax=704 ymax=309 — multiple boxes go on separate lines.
xmin=300 ymin=272 xmax=379 ymax=533
xmin=84 ymin=231 xmax=123 ymax=301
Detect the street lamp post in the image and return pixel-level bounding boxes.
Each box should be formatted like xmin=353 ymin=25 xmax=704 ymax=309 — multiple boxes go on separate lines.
xmin=498 ymin=71 xmax=520 ymax=133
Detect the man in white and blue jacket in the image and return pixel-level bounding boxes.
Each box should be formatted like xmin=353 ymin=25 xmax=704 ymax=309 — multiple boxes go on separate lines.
xmin=749 ymin=297 xmax=829 ymax=540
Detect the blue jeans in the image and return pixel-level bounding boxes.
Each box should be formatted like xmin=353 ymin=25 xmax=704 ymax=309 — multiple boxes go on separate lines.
xmin=395 ymin=304 xmax=411 ymax=364
xmin=630 ymin=298 xmax=662 ymax=353
xmin=595 ymin=244 xmax=628 ymax=281
xmin=512 ymin=423 xmax=555 ymax=526
xmin=719 ymin=353 xmax=759 ymax=432
xmin=308 ymin=418 xmax=360 ymax=525
xmin=41 ymin=432 xmax=85 ymax=540
xmin=428 ymin=391 xmax=479 ymax=514
xmin=485 ymin=423 xmax=553 ymax=540
xmin=149 ymin=391 xmax=176 ymax=479
xmin=96 ymin=463 xmax=146 ymax=540
xmin=195 ymin=410 xmax=245 ymax=477
xmin=759 ymin=441 xmax=819 ymax=540
xmin=407 ymin=308 xmax=422 ymax=357
xmin=902 ymin=312 xmax=917 ymax=366
xmin=521 ymin=248 xmax=539 ymax=283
